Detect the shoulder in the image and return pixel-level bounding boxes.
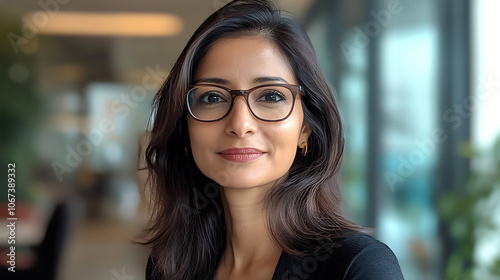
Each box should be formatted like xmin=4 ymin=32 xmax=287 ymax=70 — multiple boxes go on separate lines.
xmin=277 ymin=232 xmax=405 ymax=280
xmin=334 ymin=233 xmax=405 ymax=279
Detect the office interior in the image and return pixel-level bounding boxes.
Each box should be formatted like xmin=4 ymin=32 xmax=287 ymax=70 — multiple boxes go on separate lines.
xmin=1 ymin=0 xmax=499 ymax=279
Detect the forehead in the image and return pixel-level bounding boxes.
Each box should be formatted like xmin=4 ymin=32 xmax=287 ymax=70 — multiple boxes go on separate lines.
xmin=194 ymin=36 xmax=297 ymax=85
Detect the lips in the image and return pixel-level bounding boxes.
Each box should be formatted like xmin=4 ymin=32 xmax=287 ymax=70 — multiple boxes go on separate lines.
xmin=217 ymin=148 xmax=265 ymax=162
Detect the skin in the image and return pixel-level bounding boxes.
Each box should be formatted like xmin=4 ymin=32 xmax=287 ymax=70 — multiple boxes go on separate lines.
xmin=187 ymin=36 xmax=311 ymax=280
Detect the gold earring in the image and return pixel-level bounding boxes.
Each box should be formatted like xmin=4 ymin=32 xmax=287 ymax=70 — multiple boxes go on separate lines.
xmin=299 ymin=142 xmax=307 ymax=156
xmin=184 ymin=146 xmax=188 ymax=156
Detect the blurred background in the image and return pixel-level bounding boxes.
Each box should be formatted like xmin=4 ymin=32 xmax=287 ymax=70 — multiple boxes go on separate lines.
xmin=0 ymin=0 xmax=499 ymax=279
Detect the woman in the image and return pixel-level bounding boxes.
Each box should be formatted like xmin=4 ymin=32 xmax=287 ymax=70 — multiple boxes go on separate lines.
xmin=143 ymin=0 xmax=404 ymax=279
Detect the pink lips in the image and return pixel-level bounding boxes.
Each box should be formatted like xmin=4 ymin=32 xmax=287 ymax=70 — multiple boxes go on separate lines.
xmin=217 ymin=148 xmax=264 ymax=162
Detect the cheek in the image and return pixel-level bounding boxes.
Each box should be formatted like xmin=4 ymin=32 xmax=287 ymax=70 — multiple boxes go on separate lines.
xmin=187 ymin=120 xmax=214 ymax=161
xmin=267 ymin=115 xmax=303 ymax=155
xmin=269 ymin=123 xmax=299 ymax=146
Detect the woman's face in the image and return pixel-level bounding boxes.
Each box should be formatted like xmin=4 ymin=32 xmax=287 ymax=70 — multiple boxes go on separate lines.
xmin=188 ymin=36 xmax=310 ymax=189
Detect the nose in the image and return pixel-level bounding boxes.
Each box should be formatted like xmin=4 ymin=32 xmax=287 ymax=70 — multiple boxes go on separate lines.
xmin=224 ymin=96 xmax=257 ymax=137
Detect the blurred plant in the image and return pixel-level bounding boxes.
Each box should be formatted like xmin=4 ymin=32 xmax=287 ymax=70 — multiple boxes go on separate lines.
xmin=439 ymin=137 xmax=500 ymax=280
xmin=0 ymin=13 xmax=42 ymax=202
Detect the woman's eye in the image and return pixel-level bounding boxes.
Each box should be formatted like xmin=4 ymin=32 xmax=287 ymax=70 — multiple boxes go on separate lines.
xmin=199 ymin=92 xmax=226 ymax=104
xmin=257 ymin=91 xmax=286 ymax=103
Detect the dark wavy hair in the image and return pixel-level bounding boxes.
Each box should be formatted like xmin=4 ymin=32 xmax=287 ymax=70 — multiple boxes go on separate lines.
xmin=142 ymin=0 xmax=361 ymax=279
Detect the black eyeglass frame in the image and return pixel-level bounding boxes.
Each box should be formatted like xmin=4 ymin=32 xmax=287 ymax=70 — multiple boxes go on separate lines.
xmin=186 ymin=83 xmax=302 ymax=122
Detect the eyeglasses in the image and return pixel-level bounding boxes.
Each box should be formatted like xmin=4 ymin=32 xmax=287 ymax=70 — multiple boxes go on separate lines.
xmin=186 ymin=83 xmax=301 ymax=122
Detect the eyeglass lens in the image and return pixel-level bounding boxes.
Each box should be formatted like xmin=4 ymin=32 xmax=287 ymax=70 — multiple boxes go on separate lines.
xmin=187 ymin=85 xmax=295 ymax=121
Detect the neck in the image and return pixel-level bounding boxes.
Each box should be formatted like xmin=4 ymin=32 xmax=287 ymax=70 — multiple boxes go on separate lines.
xmin=220 ymin=185 xmax=282 ymax=270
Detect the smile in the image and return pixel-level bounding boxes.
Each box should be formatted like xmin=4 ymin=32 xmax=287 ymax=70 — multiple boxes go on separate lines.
xmin=217 ymin=148 xmax=265 ymax=162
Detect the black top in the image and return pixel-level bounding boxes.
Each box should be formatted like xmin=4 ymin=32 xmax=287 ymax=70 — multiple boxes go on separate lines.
xmin=146 ymin=233 xmax=405 ymax=279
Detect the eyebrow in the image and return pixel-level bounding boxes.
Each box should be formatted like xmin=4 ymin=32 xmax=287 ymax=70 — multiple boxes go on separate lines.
xmin=253 ymin=76 xmax=289 ymax=84
xmin=193 ymin=77 xmax=230 ymax=85
xmin=193 ymin=76 xmax=289 ymax=85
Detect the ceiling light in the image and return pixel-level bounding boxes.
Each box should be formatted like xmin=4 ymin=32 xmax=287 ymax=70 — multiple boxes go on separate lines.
xmin=27 ymin=12 xmax=183 ymax=37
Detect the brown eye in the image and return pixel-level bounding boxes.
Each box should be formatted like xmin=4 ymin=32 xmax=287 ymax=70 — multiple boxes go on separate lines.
xmin=198 ymin=91 xmax=227 ymax=105
xmin=256 ymin=90 xmax=286 ymax=103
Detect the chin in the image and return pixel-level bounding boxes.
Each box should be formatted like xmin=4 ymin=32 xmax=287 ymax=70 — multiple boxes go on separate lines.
xmin=218 ymin=175 xmax=280 ymax=190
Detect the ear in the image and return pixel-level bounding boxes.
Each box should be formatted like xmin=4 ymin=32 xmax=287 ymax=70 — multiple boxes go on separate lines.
xmin=297 ymin=124 xmax=312 ymax=147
